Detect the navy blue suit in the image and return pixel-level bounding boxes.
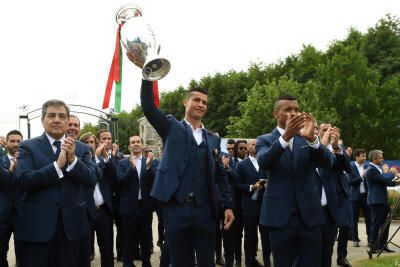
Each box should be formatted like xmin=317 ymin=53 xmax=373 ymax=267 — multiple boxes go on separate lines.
xmin=348 ymin=161 xmax=371 ymax=243
xmin=314 ymin=168 xmax=337 ymax=267
xmin=141 ymin=79 xmax=233 ymax=267
xmin=366 ymin=164 xmax=396 ymax=250
xmin=15 ymin=133 xmax=96 ymax=267
xmin=318 ymin=149 xmax=352 ymax=261
xmin=256 ymin=129 xmax=332 ymax=267
xmin=0 ymin=156 xmax=21 ymax=267
xmin=236 ymin=157 xmax=271 ymax=267
xmin=117 ymin=156 xmax=154 ymax=267
xmin=81 ymin=156 xmax=116 ymax=267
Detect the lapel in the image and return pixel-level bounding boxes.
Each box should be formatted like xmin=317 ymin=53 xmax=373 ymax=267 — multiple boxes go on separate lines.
xmin=2 ymin=156 xmax=10 ymax=169
xmin=293 ymin=135 xmax=302 ymax=171
xmin=272 ymin=128 xmax=293 ymax=168
xmin=181 ymin=120 xmax=192 ymax=164
xmin=38 ymin=132 xmax=56 ymax=161
xmin=203 ymin=129 xmax=215 ymax=179
xmin=245 ymin=158 xmax=258 ymax=177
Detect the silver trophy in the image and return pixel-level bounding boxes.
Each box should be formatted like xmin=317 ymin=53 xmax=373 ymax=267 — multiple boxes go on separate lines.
xmin=116 ymin=4 xmax=171 ymax=81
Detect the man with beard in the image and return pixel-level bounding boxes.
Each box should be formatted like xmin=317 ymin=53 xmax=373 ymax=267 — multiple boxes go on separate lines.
xmin=0 ymin=130 xmax=23 ymax=267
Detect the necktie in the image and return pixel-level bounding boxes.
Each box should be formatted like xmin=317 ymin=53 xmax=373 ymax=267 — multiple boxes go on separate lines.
xmin=53 ymin=140 xmax=61 ymax=160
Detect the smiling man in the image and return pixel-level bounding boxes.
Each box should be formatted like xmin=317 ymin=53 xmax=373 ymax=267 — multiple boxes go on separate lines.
xmin=126 ymin=51 xmax=235 ymax=267
xmin=15 ymin=99 xmax=96 ymax=267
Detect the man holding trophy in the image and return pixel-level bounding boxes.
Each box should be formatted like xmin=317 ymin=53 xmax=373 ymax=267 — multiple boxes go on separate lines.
xmin=120 ymin=6 xmax=235 ymax=265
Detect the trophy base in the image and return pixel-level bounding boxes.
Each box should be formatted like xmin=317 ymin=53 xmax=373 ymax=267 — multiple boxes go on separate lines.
xmin=143 ymin=58 xmax=171 ymax=81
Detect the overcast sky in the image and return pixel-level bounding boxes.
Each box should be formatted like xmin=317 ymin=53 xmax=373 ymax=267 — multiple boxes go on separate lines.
xmin=0 ymin=0 xmax=399 ymax=138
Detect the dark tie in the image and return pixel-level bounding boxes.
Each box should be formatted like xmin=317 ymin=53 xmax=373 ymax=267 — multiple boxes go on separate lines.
xmin=53 ymin=140 xmax=61 ymax=160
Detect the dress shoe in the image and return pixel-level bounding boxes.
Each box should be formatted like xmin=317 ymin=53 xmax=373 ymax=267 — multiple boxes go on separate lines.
xmin=252 ymin=259 xmax=263 ymax=267
xmin=337 ymin=257 xmax=352 ymax=267
xmin=216 ymin=256 xmax=226 ymax=266
xmin=353 ymin=241 xmax=360 ymax=247
xmin=382 ymin=247 xmax=395 ymax=253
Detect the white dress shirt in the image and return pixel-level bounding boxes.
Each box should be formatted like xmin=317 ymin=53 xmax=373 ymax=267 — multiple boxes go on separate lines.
xmin=276 ymin=126 xmax=320 ymax=150
xmin=184 ymin=119 xmax=204 ymax=145
xmin=135 ymin=156 xmax=143 ymax=200
xmin=355 ymin=162 xmax=366 ymax=194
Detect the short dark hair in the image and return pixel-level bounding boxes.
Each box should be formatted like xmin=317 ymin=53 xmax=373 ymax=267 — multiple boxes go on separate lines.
xmin=227 ymin=139 xmax=235 ymax=145
xmin=353 ymin=148 xmax=366 ymax=158
xmin=6 ymin=130 xmax=23 ymax=141
xmin=274 ymin=94 xmax=297 ymax=111
xmin=69 ymin=114 xmax=80 ymax=126
xmin=97 ymin=129 xmax=111 ymax=139
xmin=186 ymin=87 xmax=208 ymax=99
xmin=41 ymin=99 xmax=70 ymax=119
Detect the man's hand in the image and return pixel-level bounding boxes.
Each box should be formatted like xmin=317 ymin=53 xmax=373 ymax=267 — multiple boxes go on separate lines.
xmin=222 ymin=155 xmax=230 ymax=169
xmin=251 ymin=180 xmax=264 ymax=191
xmin=63 ymin=137 xmax=76 ymax=164
xmin=330 ymin=127 xmax=341 ymax=148
xmin=0 ymin=137 xmax=5 ymax=148
xmin=282 ymin=113 xmax=306 ymax=141
xmin=126 ymin=51 xmax=145 ymax=69
xmin=320 ymin=127 xmax=332 ymax=146
xmin=95 ymin=143 xmax=106 ymax=158
xmin=224 ymin=209 xmax=235 ymax=230
xmin=112 ymin=143 xmax=119 ymax=159
xmin=56 ymin=149 xmax=67 ymax=169
xmin=146 ymin=152 xmax=154 ymax=167
xmin=299 ymin=113 xmax=316 ymax=142
xmin=129 ymin=155 xmax=137 ymax=169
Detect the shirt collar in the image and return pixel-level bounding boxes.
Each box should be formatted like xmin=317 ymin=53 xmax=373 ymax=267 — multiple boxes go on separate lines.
xmin=277 ymin=126 xmax=285 ymax=135
xmin=184 ymin=119 xmax=204 ymax=131
xmin=7 ymin=154 xmax=14 ymax=161
xmin=45 ymin=132 xmax=65 ymax=146
xmin=370 ymin=163 xmax=382 ymax=173
xmin=249 ymin=155 xmax=257 ymax=162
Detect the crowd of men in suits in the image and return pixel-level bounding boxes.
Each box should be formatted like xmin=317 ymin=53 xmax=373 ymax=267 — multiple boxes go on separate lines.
xmin=0 ymin=58 xmax=400 ymax=267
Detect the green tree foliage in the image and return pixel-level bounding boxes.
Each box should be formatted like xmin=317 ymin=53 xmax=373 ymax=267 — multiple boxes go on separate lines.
xmin=93 ymin=15 xmax=400 ymax=158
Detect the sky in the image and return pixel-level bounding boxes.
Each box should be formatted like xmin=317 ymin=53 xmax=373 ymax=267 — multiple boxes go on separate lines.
xmin=0 ymin=0 xmax=399 ymax=138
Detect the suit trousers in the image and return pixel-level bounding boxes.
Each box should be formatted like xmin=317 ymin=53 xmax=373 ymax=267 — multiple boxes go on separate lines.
xmin=370 ymin=204 xmax=391 ymax=250
xmin=351 ymin=194 xmax=371 ymax=243
xmin=320 ymin=207 xmax=336 ymax=267
xmin=0 ymin=210 xmax=20 ymax=267
xmin=19 ymin=211 xmax=80 ymax=267
xmin=121 ymin=202 xmax=152 ymax=267
xmin=268 ymin=211 xmax=321 ymax=267
xmin=163 ymin=200 xmax=216 ymax=267
xmin=243 ymin=209 xmax=271 ymax=267
xmin=92 ymin=205 xmax=114 ymax=267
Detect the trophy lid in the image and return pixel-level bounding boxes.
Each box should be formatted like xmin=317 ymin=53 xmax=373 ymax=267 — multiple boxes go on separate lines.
xmin=116 ymin=4 xmax=142 ymax=24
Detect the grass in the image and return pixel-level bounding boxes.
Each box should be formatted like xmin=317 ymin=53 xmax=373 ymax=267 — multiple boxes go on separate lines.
xmin=353 ymin=254 xmax=400 ymax=267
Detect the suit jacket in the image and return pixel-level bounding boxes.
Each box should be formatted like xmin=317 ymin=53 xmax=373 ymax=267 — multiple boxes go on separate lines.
xmin=0 ymin=156 xmax=20 ymax=222
xmin=140 ymin=80 xmax=233 ymax=212
xmin=15 ymin=133 xmax=97 ymax=242
xmin=85 ymin=157 xmax=116 ymax=220
xmin=314 ymin=169 xmax=338 ymax=224
xmin=256 ymin=128 xmax=333 ymax=228
xmin=117 ymin=156 xmax=155 ymax=216
xmin=236 ymin=157 xmax=266 ymax=210
xmin=348 ymin=162 xmax=369 ymax=201
xmin=318 ymin=149 xmax=352 ymax=227
xmin=366 ymin=164 xmax=396 ymax=205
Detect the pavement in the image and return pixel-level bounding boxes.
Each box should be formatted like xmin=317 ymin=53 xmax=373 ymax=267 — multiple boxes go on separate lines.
xmin=6 ymin=219 xmax=400 ymax=266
